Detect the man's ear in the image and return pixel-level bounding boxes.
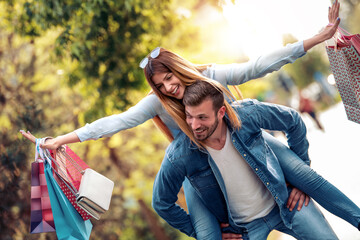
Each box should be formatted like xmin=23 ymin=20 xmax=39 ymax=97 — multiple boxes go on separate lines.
xmin=217 ymin=106 xmax=226 ymax=119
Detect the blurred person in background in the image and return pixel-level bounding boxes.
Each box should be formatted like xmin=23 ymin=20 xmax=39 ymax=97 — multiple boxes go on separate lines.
xmin=299 ymin=90 xmax=325 ymax=131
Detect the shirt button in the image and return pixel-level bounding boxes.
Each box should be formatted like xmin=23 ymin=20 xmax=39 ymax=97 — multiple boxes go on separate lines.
xmin=255 ymin=168 xmax=258 ymax=171
xmin=243 ymin=154 xmax=247 ymax=157
xmin=266 ymin=182 xmax=269 ymax=185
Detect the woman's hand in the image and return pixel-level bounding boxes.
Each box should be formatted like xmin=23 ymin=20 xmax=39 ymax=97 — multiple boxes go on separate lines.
xmin=220 ymin=223 xmax=243 ymax=240
xmin=318 ymin=0 xmax=341 ymax=41
xmin=328 ymin=0 xmax=340 ymax=24
xmin=303 ymin=0 xmax=340 ymax=51
xmin=19 ymin=130 xmax=60 ymax=149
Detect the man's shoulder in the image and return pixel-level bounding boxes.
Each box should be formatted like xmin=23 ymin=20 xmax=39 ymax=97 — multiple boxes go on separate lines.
xmin=165 ymin=132 xmax=194 ymax=159
xmin=231 ymin=98 xmax=259 ymax=109
xmin=231 ymin=98 xmax=260 ymax=117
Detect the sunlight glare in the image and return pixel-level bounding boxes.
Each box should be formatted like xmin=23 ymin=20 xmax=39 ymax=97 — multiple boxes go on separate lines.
xmin=221 ymin=0 xmax=330 ymax=59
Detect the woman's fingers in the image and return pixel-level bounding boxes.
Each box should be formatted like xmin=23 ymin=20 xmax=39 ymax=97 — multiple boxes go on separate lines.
xmin=19 ymin=130 xmax=36 ymax=144
xmin=328 ymin=0 xmax=340 ymax=23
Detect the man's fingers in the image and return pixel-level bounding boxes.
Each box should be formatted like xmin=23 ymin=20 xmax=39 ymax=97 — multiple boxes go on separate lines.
xmin=289 ymin=191 xmax=300 ymax=211
xmin=305 ymin=195 xmax=310 ymax=206
xmin=222 ymin=233 xmax=243 ymax=240
xmin=296 ymin=194 xmax=305 ymax=211
xmin=220 ymin=223 xmax=230 ymax=228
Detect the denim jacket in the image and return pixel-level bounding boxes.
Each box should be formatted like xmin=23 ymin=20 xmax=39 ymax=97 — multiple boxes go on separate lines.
xmin=152 ymin=99 xmax=310 ymax=237
xmin=74 ymin=42 xmax=305 ymax=141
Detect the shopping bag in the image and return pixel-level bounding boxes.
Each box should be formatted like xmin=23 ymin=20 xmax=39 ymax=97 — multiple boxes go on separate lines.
xmin=326 ymin=28 xmax=360 ymax=124
xmin=37 ymin=140 xmax=93 ymax=240
xmin=76 ymin=168 xmax=114 ymax=220
xmin=50 ymin=144 xmax=114 ymax=220
xmin=30 ymin=160 xmax=56 ymax=233
xmin=49 ymin=146 xmax=92 ymax=220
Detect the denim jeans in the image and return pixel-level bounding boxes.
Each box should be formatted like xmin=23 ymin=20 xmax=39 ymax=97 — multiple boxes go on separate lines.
xmin=236 ymin=203 xmax=337 ymax=240
xmin=184 ymin=179 xmax=338 ymax=239
xmin=263 ymin=131 xmax=360 ymax=229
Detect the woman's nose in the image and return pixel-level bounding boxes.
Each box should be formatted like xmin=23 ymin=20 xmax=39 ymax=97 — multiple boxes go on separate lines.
xmin=164 ymin=82 xmax=172 ymax=93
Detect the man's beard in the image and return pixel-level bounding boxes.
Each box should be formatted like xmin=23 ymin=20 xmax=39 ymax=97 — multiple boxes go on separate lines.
xmin=193 ymin=117 xmax=219 ymax=141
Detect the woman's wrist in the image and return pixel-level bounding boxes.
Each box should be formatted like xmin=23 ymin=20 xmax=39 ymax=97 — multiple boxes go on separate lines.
xmin=51 ymin=132 xmax=80 ymax=147
xmin=303 ymin=34 xmax=325 ymax=52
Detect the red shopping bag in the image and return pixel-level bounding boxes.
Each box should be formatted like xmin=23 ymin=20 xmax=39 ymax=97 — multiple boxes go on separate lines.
xmin=326 ymin=28 xmax=360 ymax=124
xmin=30 ymin=160 xmax=56 ymax=233
xmin=49 ymin=146 xmax=92 ymax=220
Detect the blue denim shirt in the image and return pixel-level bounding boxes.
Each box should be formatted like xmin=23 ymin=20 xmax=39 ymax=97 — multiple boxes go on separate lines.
xmin=152 ymin=99 xmax=310 ymax=237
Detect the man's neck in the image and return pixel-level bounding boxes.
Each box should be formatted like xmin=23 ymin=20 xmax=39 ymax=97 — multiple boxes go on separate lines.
xmin=204 ymin=120 xmax=228 ymax=150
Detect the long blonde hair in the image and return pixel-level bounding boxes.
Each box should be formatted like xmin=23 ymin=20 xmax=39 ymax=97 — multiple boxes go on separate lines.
xmin=143 ymin=48 xmax=241 ymax=147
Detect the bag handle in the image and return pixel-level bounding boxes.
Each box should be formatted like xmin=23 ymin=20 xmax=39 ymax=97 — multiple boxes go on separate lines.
xmin=37 ymin=138 xmax=79 ymax=197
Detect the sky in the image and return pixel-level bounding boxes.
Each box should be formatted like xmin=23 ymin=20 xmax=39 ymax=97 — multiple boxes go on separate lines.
xmin=216 ymin=0 xmax=332 ymax=59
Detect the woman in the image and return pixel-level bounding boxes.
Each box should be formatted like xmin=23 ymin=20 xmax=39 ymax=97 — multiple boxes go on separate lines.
xmin=23 ymin=1 xmax=359 ymax=238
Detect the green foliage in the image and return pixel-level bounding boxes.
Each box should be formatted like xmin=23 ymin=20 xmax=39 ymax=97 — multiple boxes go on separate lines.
xmin=0 ymin=0 xmax=205 ymax=239
xmin=4 ymin=0 xmax=188 ymax=123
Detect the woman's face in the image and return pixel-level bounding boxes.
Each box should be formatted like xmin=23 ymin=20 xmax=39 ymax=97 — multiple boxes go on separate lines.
xmin=152 ymin=72 xmax=186 ymax=99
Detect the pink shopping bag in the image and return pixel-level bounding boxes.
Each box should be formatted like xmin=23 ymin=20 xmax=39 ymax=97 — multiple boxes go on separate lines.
xmin=30 ymin=160 xmax=56 ymax=233
xmin=326 ymin=28 xmax=360 ymax=124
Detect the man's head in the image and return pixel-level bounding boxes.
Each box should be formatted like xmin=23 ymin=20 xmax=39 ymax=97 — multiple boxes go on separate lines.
xmin=183 ymin=80 xmax=226 ymax=141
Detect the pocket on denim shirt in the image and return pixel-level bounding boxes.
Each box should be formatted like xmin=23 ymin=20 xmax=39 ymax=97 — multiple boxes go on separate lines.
xmin=245 ymin=132 xmax=263 ymax=149
xmin=188 ymin=166 xmax=219 ymax=190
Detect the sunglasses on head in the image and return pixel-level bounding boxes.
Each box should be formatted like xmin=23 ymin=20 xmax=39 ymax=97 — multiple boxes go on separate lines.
xmin=139 ymin=47 xmax=161 ymax=69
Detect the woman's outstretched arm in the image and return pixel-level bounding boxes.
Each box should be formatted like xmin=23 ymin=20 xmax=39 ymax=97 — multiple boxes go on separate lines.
xmin=20 ymin=130 xmax=80 ymax=149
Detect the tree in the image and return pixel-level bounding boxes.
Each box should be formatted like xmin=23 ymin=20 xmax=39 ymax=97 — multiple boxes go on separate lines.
xmin=2 ymin=0 xmax=205 ymax=123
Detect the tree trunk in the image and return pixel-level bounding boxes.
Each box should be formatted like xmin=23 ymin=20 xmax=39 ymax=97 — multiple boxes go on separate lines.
xmin=138 ymin=199 xmax=171 ymax=240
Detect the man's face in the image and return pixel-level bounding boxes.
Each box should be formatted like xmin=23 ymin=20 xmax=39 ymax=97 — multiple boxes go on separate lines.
xmin=185 ymin=98 xmax=220 ymax=141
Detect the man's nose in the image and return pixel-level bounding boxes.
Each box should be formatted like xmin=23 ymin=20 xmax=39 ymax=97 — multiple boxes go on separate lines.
xmin=191 ymin=118 xmax=201 ymax=130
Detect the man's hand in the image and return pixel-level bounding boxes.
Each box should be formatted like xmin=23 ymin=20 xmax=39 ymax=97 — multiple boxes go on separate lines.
xmin=221 ymin=223 xmax=243 ymax=240
xmin=287 ymin=187 xmax=310 ymax=211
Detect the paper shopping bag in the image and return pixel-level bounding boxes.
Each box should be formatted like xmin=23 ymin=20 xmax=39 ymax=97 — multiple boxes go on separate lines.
xmin=30 ymin=160 xmax=56 ymax=233
xmin=44 ymin=160 xmax=93 ymax=240
xmin=326 ymin=37 xmax=360 ymax=124
xmin=49 ymin=146 xmax=92 ymax=220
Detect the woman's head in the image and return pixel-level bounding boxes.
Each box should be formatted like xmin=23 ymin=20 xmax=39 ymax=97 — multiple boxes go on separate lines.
xmin=141 ymin=47 xmax=208 ymax=100
xmin=140 ymin=47 xmax=238 ymax=146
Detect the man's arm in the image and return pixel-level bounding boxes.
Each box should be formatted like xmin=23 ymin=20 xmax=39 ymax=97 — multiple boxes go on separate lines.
xmin=251 ymin=100 xmax=310 ymax=163
xmin=152 ymin=156 xmax=196 ymax=238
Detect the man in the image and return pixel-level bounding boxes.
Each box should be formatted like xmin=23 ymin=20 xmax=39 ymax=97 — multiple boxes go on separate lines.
xmin=152 ymin=80 xmax=337 ymax=239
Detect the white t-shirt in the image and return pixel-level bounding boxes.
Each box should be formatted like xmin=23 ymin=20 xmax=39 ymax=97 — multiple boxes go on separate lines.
xmin=206 ymin=129 xmax=275 ymax=223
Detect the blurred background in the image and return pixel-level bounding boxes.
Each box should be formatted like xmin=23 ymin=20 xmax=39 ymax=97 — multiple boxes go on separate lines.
xmin=1 ymin=0 xmax=360 ymax=239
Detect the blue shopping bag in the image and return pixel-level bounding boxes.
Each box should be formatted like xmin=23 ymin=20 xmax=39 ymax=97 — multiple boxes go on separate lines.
xmin=38 ymin=139 xmax=93 ymax=240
